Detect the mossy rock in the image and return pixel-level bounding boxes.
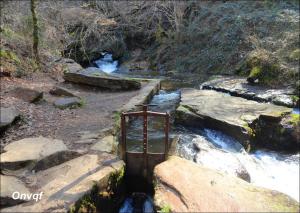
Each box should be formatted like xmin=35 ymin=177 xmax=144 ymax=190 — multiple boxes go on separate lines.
xmin=237 ymin=49 xmax=281 ymax=86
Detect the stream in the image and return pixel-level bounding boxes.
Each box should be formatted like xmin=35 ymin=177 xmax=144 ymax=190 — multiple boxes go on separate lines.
xmin=93 ymin=53 xmax=300 ymax=211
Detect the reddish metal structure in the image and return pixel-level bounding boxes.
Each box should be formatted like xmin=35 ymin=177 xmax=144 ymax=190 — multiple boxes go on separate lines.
xmin=121 ymin=105 xmax=170 ymax=178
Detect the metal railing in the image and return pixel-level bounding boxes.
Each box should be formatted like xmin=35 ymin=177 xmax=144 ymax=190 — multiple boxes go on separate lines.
xmin=121 ymin=104 xmax=170 ymax=177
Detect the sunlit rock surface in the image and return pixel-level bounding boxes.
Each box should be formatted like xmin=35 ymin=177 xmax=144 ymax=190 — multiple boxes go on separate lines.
xmin=154 ymin=156 xmax=299 ymax=212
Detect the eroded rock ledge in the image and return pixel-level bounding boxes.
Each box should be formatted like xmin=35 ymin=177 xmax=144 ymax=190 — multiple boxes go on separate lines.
xmin=201 ymin=76 xmax=298 ymax=107
xmin=175 ymin=89 xmax=298 ymax=152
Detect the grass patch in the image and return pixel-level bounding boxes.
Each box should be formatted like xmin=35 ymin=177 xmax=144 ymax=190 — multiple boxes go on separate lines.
xmin=159 ymin=204 xmax=172 ymax=213
xmin=289 ymin=49 xmax=300 ymax=61
xmin=0 ymin=49 xmax=21 ymax=64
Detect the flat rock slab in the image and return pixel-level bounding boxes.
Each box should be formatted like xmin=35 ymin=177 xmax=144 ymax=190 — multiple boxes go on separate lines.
xmin=154 ymin=156 xmax=299 ymax=212
xmin=0 ymin=107 xmax=20 ymax=132
xmin=9 ymin=87 xmax=43 ymax=103
xmin=0 ymin=137 xmax=78 ymax=171
xmin=0 ymin=175 xmax=30 ymax=207
xmin=201 ymin=76 xmax=296 ymax=107
xmin=176 ymin=89 xmax=292 ymax=149
xmin=54 ymin=97 xmax=82 ymax=109
xmin=64 ymin=67 xmax=141 ymax=90
xmin=2 ymin=153 xmax=124 ymax=212
xmin=49 ymin=86 xmax=78 ymax=97
xmin=90 ymin=135 xmax=115 ymax=153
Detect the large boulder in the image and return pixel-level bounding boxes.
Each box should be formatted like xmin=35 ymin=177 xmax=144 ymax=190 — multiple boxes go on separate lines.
xmin=201 ymin=76 xmax=296 ymax=107
xmin=64 ymin=67 xmax=141 ymax=90
xmin=175 ymin=89 xmax=296 ymax=151
xmin=9 ymin=87 xmax=43 ymax=103
xmin=0 ymin=107 xmax=20 ymax=132
xmin=0 ymin=175 xmax=30 ymax=208
xmin=154 ymin=156 xmax=299 ymax=212
xmin=0 ymin=137 xmax=79 ymax=171
xmin=2 ymin=153 xmax=124 ymax=212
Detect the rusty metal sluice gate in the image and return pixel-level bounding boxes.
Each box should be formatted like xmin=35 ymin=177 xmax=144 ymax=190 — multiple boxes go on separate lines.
xmin=121 ymin=105 xmax=170 ymax=179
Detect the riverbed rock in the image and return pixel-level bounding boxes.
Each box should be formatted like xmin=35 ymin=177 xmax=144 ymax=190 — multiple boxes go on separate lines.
xmin=9 ymin=87 xmax=43 ymax=103
xmin=0 ymin=107 xmax=20 ymax=132
xmin=58 ymin=57 xmax=83 ymax=73
xmin=64 ymin=67 xmax=141 ymax=90
xmin=54 ymin=97 xmax=82 ymax=109
xmin=1 ymin=153 xmax=124 ymax=212
xmin=201 ymin=76 xmax=296 ymax=107
xmin=49 ymin=86 xmax=78 ymax=97
xmin=0 ymin=137 xmax=78 ymax=171
xmin=175 ymin=89 xmax=296 ymax=151
xmin=154 ymin=156 xmax=299 ymax=212
xmin=0 ymin=175 xmax=30 ymax=208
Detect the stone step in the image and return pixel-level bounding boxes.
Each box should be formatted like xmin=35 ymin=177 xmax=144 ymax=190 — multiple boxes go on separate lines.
xmin=2 ymin=153 xmax=124 ymax=212
xmin=0 ymin=107 xmax=20 ymax=133
xmin=0 ymin=137 xmax=80 ymax=171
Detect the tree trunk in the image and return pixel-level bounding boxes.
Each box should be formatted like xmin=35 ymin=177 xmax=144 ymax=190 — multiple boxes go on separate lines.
xmin=31 ymin=0 xmax=39 ymax=64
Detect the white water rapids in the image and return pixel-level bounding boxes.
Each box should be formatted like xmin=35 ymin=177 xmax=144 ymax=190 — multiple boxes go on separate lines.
xmin=94 ymin=53 xmax=118 ymax=73
xmin=92 ymin=56 xmax=299 ymax=211
xmin=151 ymin=91 xmax=300 ymax=202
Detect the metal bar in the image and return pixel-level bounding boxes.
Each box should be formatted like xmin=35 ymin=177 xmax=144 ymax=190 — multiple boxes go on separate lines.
xmin=164 ymin=113 xmax=170 ymax=160
xmin=121 ymin=113 xmax=126 ymax=161
xmin=147 ymin=111 xmax=168 ymax=116
xmin=143 ymin=105 xmax=148 ymax=178
xmin=122 ymin=111 xmax=144 ymax=116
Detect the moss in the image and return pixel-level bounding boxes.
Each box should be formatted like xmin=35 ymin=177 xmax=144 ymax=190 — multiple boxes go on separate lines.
xmin=248 ymin=66 xmax=261 ymax=79
xmin=113 ymin=111 xmax=121 ymax=131
xmin=289 ymin=49 xmax=300 ymax=61
xmin=288 ymin=113 xmax=300 ymax=126
xmin=243 ymin=123 xmax=255 ymax=137
xmin=159 ymin=204 xmax=172 ymax=213
xmin=0 ymin=49 xmax=20 ymax=64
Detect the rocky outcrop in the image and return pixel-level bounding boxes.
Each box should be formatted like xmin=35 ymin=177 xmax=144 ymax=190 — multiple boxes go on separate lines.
xmin=1 ymin=153 xmax=124 ymax=212
xmin=154 ymin=156 xmax=299 ymax=212
xmin=54 ymin=97 xmax=82 ymax=109
xmin=9 ymin=87 xmax=43 ymax=103
xmin=64 ymin=67 xmax=141 ymax=90
xmin=175 ymin=89 xmax=297 ymax=151
xmin=56 ymin=57 xmax=83 ymax=73
xmin=0 ymin=175 xmax=30 ymax=207
xmin=0 ymin=107 xmax=20 ymax=132
xmin=0 ymin=137 xmax=79 ymax=171
xmin=201 ymin=76 xmax=297 ymax=107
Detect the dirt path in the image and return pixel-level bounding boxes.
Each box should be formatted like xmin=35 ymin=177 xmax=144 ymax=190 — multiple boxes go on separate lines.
xmin=0 ymin=73 xmax=143 ymax=149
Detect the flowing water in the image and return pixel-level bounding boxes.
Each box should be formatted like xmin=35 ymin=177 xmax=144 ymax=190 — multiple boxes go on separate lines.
xmin=93 ymin=55 xmax=300 ymax=211
xmin=94 ymin=53 xmax=118 ymax=73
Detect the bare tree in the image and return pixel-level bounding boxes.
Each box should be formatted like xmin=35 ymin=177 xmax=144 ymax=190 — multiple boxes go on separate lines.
xmin=31 ymin=0 xmax=39 ymax=64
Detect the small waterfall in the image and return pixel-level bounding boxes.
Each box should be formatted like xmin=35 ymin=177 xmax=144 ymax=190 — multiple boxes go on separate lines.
xmin=177 ymin=128 xmax=300 ymax=201
xmin=94 ymin=53 xmax=118 ymax=73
